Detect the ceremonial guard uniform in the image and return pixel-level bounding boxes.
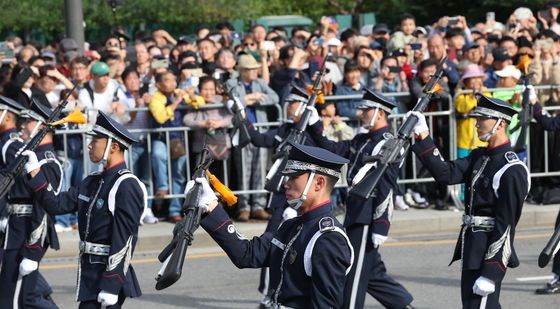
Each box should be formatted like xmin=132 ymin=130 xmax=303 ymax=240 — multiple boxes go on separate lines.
xmin=245 ymin=86 xmax=316 ymax=305
xmin=0 ymin=99 xmax=62 ymax=309
xmin=200 ymin=143 xmax=354 ymax=308
xmin=532 ymin=101 xmax=560 ymax=294
xmin=0 ymin=96 xmax=26 ymax=261
xmin=26 ymin=112 xmax=146 ymax=308
xmin=307 ymin=90 xmax=414 ymax=309
xmin=411 ymin=95 xmax=530 ymax=308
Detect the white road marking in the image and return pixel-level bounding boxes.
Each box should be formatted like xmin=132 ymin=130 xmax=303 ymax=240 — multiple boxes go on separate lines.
xmin=516 ymin=276 xmax=553 ymax=282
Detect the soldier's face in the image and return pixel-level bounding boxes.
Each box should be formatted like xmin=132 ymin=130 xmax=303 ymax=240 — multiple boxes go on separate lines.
xmin=88 ymin=136 xmax=108 ymax=163
xmin=284 ymin=173 xmax=312 ymax=203
xmin=475 ymin=117 xmax=498 ymax=137
xmin=20 ymin=119 xmax=40 ymax=141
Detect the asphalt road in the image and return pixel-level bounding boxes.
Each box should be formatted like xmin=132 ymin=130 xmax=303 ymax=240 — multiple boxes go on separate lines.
xmin=40 ymin=227 xmax=560 ymax=308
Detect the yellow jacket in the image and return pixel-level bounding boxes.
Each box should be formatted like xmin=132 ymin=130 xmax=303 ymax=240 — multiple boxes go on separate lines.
xmin=455 ymin=88 xmax=491 ymax=149
xmin=149 ymin=89 xmax=205 ymax=124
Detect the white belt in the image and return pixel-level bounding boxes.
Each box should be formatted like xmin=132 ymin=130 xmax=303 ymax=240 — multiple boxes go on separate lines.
xmin=462 ymin=215 xmax=495 ymax=228
xmin=8 ymin=204 xmax=32 ymax=215
xmin=79 ymin=241 xmax=111 ymax=256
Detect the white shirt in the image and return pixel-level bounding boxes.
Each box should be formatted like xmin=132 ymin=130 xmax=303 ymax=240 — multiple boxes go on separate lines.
xmin=79 ymin=79 xmax=129 ymax=124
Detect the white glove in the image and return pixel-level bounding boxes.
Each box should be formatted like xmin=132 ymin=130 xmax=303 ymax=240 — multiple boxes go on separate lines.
xmin=306 ymin=106 xmax=320 ymax=125
xmin=404 ymin=111 xmax=428 ymax=135
xmin=97 ymin=290 xmax=119 ymax=307
xmin=227 ymin=98 xmax=245 ymax=116
xmin=184 ymin=178 xmax=217 ymax=212
xmin=372 ymin=233 xmax=388 ymax=248
xmin=0 ymin=217 xmax=7 ymax=232
xmin=282 ymin=207 xmax=298 ymax=221
xmin=19 ymin=258 xmax=38 ymax=276
xmin=22 ymin=150 xmax=40 ymax=173
xmin=472 ymin=276 xmax=495 ymax=296
xmin=523 ymin=85 xmax=538 ymax=102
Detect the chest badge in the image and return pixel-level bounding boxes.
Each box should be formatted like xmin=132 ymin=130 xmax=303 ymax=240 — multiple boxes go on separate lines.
xmin=96 ymin=198 xmax=104 ymax=209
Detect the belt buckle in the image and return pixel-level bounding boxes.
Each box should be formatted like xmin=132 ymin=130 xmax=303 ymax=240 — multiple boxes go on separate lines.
xmin=79 ymin=241 xmax=86 ymax=253
xmin=462 ymin=215 xmax=472 ymax=226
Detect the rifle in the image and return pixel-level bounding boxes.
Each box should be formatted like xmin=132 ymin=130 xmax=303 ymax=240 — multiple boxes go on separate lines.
xmin=264 ymin=54 xmax=330 ymax=193
xmin=538 ymin=224 xmax=560 ymax=268
xmin=0 ymin=84 xmax=84 ymax=200
xmin=349 ymin=57 xmax=447 ymax=200
xmin=509 ymin=55 xmax=532 ymax=153
xmin=225 ymin=89 xmax=251 ymax=149
xmin=155 ymin=147 xmax=237 ymax=290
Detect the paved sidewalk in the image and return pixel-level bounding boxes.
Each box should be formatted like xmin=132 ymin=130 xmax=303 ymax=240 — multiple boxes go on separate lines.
xmin=45 ymin=203 xmax=560 ymax=258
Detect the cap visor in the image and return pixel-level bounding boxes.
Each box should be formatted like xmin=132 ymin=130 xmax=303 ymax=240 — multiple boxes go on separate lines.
xmin=280 ymin=169 xmax=308 ymax=177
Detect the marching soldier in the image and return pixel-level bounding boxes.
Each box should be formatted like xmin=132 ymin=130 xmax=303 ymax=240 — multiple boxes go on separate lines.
xmin=0 ymin=99 xmax=62 ymax=308
xmin=23 ymin=111 xmax=146 ymax=308
xmin=0 ymin=95 xmax=25 ymax=262
xmin=243 ymin=86 xmax=316 ymax=307
xmin=306 ymin=89 xmax=415 ymax=309
xmin=528 ymin=88 xmax=560 ymax=294
xmin=409 ymin=94 xmax=530 ymax=308
xmin=196 ymin=142 xmax=354 ymax=308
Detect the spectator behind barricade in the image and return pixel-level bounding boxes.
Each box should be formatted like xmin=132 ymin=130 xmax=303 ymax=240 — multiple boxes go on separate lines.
xmin=354 ymin=46 xmax=380 ymax=88
xmin=225 ymin=53 xmax=279 ymax=221
xmin=183 ymin=76 xmax=232 ymax=180
xmin=335 ymin=60 xmax=364 ymax=121
xmin=132 ymin=43 xmax=151 ymax=82
xmin=458 ymin=42 xmax=482 ymax=71
xmin=390 ymin=47 xmax=414 ymax=80
xmin=216 ymin=21 xmax=236 ymax=48
xmin=531 ymin=30 xmax=560 ymax=105
xmin=427 ymin=34 xmax=461 ymax=91
xmin=455 ymin=64 xmax=490 ymax=158
xmin=372 ymin=56 xmax=409 ymax=112
xmin=35 ymin=65 xmax=74 ymax=107
xmin=52 ymin=89 xmax=82 ymax=232
xmin=506 ymin=7 xmax=539 ymax=37
xmin=538 ymin=2 xmax=560 ymax=35
xmin=270 ymin=45 xmax=311 ymax=103
xmin=214 ymin=48 xmax=238 ymax=91
xmin=444 ymin=28 xmax=466 ymax=65
xmin=484 ymin=48 xmax=513 ymax=88
xmin=78 ymin=61 xmax=128 ymax=124
xmin=305 ymin=34 xmax=342 ymax=86
xmin=198 ymin=38 xmax=218 ymax=75
xmin=195 ymin=27 xmax=210 ymax=41
xmin=69 ymin=56 xmax=90 ymax=89
xmin=102 ymin=52 xmax=126 ymax=83
xmin=499 ymin=36 xmax=518 ymax=57
xmin=251 ymin=24 xmax=268 ymax=44
xmin=339 ymin=28 xmax=359 ymax=61
xmin=492 ymin=65 xmax=524 ymax=150
xmin=102 ymin=35 xmax=127 ymax=60
xmin=120 ymin=67 xmax=158 ymax=224
xmin=371 ymin=23 xmax=391 ymax=49
xmin=152 ymin=29 xmax=177 ymax=48
xmin=4 ymin=64 xmax=51 ymax=108
xmin=408 ymin=58 xmax=451 ymax=112
xmin=291 ymin=26 xmax=311 ymax=49
xmin=149 ymin=71 xmax=192 ymax=222
xmin=388 ymin=13 xmax=416 ymax=51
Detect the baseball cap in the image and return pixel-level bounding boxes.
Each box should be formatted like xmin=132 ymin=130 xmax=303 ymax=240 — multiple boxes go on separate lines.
xmin=462 ymin=42 xmax=480 ymax=53
xmin=495 ymin=65 xmax=521 ymax=79
xmin=492 ymin=48 xmax=512 ymax=62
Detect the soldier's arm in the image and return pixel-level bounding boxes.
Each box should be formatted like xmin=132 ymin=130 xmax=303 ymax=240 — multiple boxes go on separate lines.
xmin=27 ymin=167 xmax=79 ymax=215
xmin=309 ymin=232 xmax=352 ymax=309
xmin=306 ymin=121 xmax=352 ymax=157
xmin=246 ymin=119 xmax=282 ymax=148
xmin=533 ymin=102 xmax=560 ymax=131
xmin=99 ymin=178 xmax=144 ymax=294
xmin=411 ymin=135 xmax=471 ymax=185
xmin=480 ymin=164 xmax=529 ymax=283
xmin=22 ymin=163 xmax=62 ymax=261
xmin=200 ymin=205 xmax=272 ymax=268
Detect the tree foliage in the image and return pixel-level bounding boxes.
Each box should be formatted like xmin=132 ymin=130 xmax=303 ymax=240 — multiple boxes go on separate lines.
xmin=0 ymin=0 xmax=553 ymax=41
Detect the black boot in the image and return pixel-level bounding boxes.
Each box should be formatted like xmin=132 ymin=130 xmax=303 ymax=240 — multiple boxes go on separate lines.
xmin=535 ymin=281 xmax=560 ymax=294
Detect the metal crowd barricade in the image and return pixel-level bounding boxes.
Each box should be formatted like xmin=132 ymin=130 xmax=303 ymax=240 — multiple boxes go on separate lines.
xmin=454 ymin=85 xmax=560 ymax=179
xmin=54 ymin=103 xmax=283 ymax=201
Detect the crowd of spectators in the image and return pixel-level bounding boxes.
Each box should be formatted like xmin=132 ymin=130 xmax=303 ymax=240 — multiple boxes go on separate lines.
xmin=2 ymin=2 xmax=560 ymax=226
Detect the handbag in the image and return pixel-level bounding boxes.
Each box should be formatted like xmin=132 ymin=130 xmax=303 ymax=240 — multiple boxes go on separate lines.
xmin=169 ymin=138 xmax=186 ymax=159
xmin=206 ymin=132 xmax=230 ymax=160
